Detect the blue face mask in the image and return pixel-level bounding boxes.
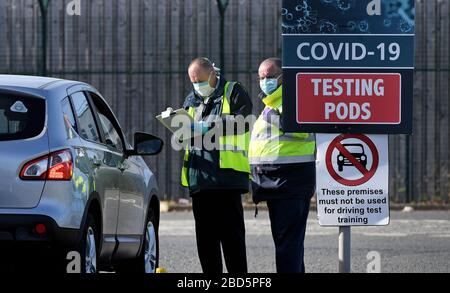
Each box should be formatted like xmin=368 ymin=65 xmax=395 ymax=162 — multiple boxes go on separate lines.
xmin=260 ymin=75 xmax=281 ymax=96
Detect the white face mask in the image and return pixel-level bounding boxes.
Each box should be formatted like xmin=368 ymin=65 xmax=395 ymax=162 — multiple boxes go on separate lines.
xmin=193 ymin=72 xmax=216 ymax=97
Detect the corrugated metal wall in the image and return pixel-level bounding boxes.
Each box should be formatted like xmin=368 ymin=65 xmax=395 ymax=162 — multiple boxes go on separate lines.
xmin=0 ymin=0 xmax=448 ymax=202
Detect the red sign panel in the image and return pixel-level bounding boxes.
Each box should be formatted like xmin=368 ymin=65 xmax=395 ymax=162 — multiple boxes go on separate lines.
xmin=297 ymin=73 xmax=401 ymax=125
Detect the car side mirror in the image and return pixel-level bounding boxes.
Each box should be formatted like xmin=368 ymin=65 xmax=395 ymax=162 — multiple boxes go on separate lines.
xmin=128 ymin=132 xmax=164 ymax=157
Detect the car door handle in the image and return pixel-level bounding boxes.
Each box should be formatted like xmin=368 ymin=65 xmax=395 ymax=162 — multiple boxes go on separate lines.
xmin=118 ymin=162 xmax=129 ymax=171
xmin=93 ymin=158 xmax=102 ymax=167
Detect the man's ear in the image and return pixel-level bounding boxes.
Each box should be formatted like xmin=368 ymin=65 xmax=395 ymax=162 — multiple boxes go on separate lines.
xmin=210 ymin=72 xmax=219 ymax=86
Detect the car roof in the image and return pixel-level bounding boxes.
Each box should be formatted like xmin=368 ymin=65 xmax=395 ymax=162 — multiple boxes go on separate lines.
xmin=0 ymin=75 xmax=90 ymax=98
xmin=0 ymin=75 xmax=65 ymax=88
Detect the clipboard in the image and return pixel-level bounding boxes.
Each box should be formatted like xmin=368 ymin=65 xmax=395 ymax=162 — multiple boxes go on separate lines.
xmin=156 ymin=108 xmax=200 ymax=141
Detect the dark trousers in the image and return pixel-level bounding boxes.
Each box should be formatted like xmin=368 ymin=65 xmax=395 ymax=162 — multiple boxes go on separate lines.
xmin=192 ymin=190 xmax=248 ymax=274
xmin=267 ymin=197 xmax=311 ymax=273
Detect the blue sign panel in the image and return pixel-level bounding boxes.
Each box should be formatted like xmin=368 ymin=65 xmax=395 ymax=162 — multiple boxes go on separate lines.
xmin=282 ymin=0 xmax=415 ymax=134
xmin=283 ymin=35 xmax=414 ymax=69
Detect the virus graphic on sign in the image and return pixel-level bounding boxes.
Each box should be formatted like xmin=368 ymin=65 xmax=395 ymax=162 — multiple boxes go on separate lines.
xmin=318 ymin=20 xmax=337 ymax=33
xmin=358 ymin=20 xmax=369 ymax=32
xmin=283 ymin=0 xmax=415 ymax=34
xmin=336 ymin=0 xmax=355 ymax=12
xmin=384 ymin=0 xmax=415 ymax=33
xmin=282 ymin=0 xmax=318 ymax=33
xmin=321 ymin=0 xmax=356 ymax=12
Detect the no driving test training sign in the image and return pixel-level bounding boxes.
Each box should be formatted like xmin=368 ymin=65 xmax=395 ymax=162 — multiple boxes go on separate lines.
xmin=282 ymin=0 xmax=415 ymax=134
xmin=316 ymin=134 xmax=389 ymax=226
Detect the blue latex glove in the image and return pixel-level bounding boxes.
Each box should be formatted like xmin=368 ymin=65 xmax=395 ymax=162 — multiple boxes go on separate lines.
xmin=191 ymin=121 xmax=209 ymax=135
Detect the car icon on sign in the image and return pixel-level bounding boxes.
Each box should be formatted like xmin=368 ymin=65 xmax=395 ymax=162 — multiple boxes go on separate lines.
xmin=337 ymin=144 xmax=367 ymax=172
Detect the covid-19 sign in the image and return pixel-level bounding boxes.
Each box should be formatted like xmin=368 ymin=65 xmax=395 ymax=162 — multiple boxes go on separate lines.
xmin=282 ymin=0 xmax=415 ymax=134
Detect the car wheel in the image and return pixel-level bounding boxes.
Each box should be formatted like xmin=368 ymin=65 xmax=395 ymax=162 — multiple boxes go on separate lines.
xmin=117 ymin=208 xmax=159 ymax=273
xmin=143 ymin=217 xmax=158 ymax=273
xmin=80 ymin=214 xmax=98 ymax=274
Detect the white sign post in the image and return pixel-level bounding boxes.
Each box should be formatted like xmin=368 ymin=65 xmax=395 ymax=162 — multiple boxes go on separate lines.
xmin=316 ymin=134 xmax=390 ymax=272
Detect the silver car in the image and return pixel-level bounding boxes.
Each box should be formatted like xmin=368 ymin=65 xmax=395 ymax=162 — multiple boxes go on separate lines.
xmin=0 ymin=75 xmax=163 ymax=273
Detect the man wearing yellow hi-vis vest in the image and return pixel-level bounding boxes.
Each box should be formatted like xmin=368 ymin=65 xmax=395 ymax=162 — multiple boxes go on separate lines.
xmin=181 ymin=57 xmax=252 ymax=274
xmin=249 ymin=58 xmax=316 ymax=273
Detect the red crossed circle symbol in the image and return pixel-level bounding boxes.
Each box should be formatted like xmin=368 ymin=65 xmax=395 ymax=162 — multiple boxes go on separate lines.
xmin=325 ymin=134 xmax=379 ymax=187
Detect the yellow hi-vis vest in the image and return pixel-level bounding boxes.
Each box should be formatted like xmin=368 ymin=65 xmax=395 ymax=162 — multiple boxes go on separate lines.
xmin=181 ymin=82 xmax=251 ymax=187
xmin=249 ymin=86 xmax=316 ymax=165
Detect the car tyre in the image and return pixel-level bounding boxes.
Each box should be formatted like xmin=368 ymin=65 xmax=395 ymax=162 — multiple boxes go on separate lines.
xmin=116 ymin=208 xmax=159 ymax=273
xmin=80 ymin=214 xmax=99 ymax=274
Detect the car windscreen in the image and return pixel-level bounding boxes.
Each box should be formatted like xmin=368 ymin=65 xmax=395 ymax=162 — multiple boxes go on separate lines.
xmin=343 ymin=145 xmax=364 ymax=154
xmin=0 ymin=94 xmax=46 ymax=141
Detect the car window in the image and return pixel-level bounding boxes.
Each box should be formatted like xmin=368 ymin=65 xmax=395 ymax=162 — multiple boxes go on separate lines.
xmin=70 ymin=92 xmax=101 ymax=143
xmin=0 ymin=94 xmax=45 ymax=141
xmin=344 ymin=145 xmax=364 ymax=154
xmin=89 ymin=93 xmax=124 ymax=153
xmin=61 ymin=97 xmax=76 ymax=130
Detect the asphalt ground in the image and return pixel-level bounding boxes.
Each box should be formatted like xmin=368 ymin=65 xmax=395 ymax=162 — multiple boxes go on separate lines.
xmin=159 ymin=210 xmax=450 ymax=273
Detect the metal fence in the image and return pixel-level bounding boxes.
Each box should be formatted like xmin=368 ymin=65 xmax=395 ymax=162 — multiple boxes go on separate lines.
xmin=0 ymin=0 xmax=448 ymax=203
